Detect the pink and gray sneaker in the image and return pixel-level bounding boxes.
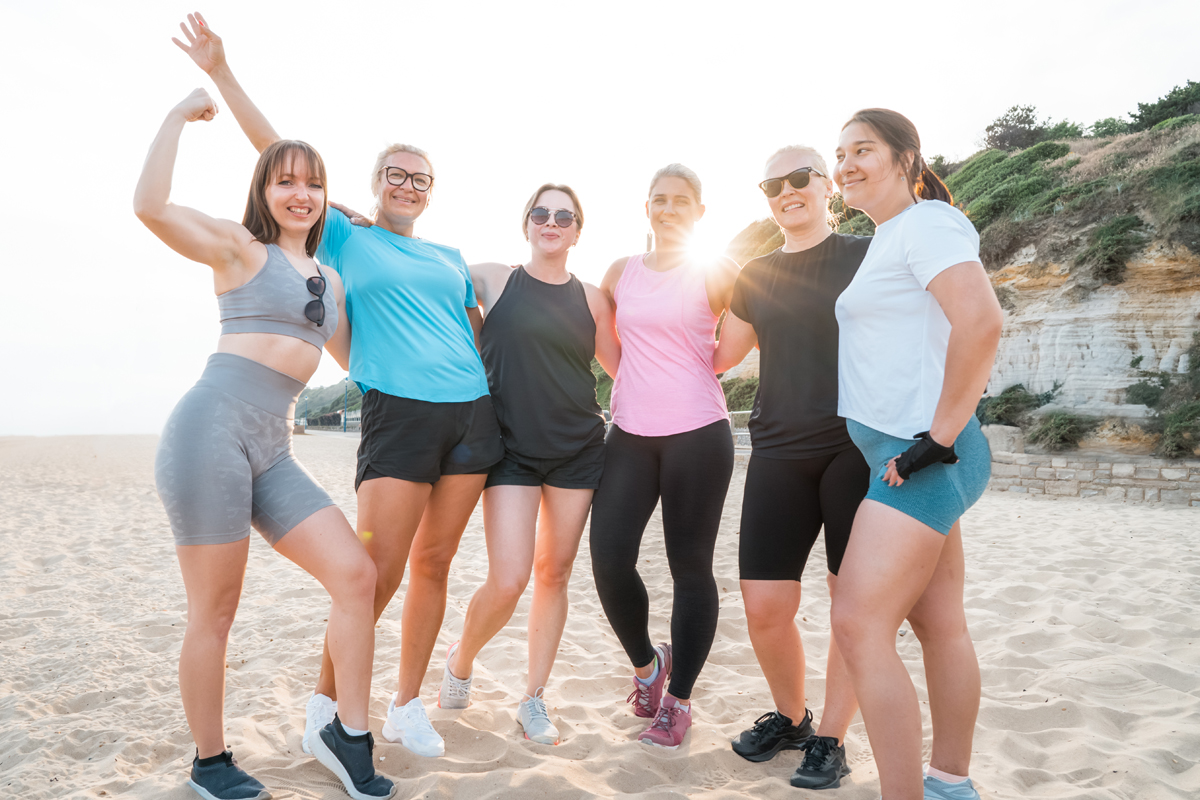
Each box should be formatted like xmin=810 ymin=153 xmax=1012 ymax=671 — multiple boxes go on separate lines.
xmin=638 ymin=693 xmax=692 ymax=749
xmin=626 ymin=643 xmax=672 ymax=718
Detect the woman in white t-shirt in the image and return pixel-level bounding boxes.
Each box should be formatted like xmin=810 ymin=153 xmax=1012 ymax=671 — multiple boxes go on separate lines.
xmin=830 ymin=109 xmax=1003 ymax=800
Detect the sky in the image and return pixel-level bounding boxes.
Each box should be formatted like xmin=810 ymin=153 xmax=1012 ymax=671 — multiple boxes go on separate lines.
xmin=3 ymin=0 xmax=1197 ymax=436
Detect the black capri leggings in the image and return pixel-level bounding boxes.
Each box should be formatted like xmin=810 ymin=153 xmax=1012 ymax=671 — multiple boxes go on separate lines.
xmin=738 ymin=447 xmax=870 ymax=581
xmin=589 ymin=419 xmax=735 ymax=701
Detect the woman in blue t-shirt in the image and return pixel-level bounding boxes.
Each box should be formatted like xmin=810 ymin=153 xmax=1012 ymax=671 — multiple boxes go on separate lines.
xmin=831 ymin=108 xmax=1003 ymax=800
xmin=176 ymin=14 xmax=502 ymax=759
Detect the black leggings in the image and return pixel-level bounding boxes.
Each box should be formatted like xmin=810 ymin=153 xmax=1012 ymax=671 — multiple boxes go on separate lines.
xmin=738 ymin=447 xmax=870 ymax=581
xmin=589 ymin=420 xmax=735 ymax=700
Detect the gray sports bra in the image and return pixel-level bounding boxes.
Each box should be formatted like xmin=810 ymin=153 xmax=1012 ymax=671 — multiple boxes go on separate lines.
xmin=218 ymin=243 xmax=338 ymax=348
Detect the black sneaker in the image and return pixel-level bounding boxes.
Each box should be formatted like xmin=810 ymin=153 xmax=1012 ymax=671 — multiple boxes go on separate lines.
xmin=312 ymin=714 xmax=397 ymax=800
xmin=730 ymin=709 xmax=813 ymax=762
xmin=187 ymin=750 xmax=270 ymax=800
xmin=790 ymin=735 xmax=851 ymax=790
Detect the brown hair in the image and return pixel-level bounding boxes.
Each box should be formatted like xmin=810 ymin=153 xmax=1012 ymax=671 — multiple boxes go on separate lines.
xmin=841 ymin=109 xmax=953 ymax=204
xmin=242 ymin=140 xmax=328 ymax=257
xmin=521 ymin=183 xmax=585 ymax=239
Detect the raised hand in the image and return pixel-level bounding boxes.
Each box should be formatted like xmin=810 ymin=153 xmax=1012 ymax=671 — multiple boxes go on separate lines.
xmin=171 ymin=12 xmax=226 ymax=74
xmin=174 ymin=88 xmax=219 ymax=123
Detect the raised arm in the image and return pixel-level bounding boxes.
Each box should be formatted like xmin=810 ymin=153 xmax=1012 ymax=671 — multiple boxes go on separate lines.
xmin=133 ymin=89 xmax=251 ymax=270
xmin=173 ymin=13 xmax=281 ymax=153
xmin=585 ymin=282 xmax=621 ymax=378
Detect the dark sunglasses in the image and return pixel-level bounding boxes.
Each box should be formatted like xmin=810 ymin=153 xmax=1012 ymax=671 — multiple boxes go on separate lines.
xmin=305 ymin=275 xmax=326 ymax=327
xmin=380 ymin=166 xmax=433 ymax=192
xmin=529 ymin=206 xmax=577 ymax=228
xmin=758 ymin=167 xmax=827 ymax=198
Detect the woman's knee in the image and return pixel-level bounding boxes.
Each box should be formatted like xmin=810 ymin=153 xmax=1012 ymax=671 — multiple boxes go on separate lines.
xmin=329 ymin=553 xmax=378 ymax=606
xmin=489 ymin=570 xmax=530 ymax=606
xmin=744 ymin=591 xmax=799 ymax=634
xmin=409 ymin=546 xmax=457 ymax=583
xmin=533 ymin=555 xmax=573 ymax=593
xmin=187 ymin=599 xmax=239 ymax=640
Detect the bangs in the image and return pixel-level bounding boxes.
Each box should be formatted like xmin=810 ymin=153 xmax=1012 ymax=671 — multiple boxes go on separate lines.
xmin=263 ymin=140 xmax=327 ymax=188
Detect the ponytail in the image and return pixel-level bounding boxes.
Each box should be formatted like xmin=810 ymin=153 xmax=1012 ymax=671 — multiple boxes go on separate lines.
xmin=912 ymin=158 xmax=953 ymax=204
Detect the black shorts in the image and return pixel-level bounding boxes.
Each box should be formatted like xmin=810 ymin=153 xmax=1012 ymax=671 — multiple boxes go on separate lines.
xmin=738 ymin=447 xmax=870 ymax=581
xmin=485 ymin=434 xmax=605 ymax=490
xmin=355 ymin=391 xmax=504 ymax=489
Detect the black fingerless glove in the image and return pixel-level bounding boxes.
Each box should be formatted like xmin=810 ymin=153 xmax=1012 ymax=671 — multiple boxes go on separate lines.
xmin=894 ymin=431 xmax=958 ymax=479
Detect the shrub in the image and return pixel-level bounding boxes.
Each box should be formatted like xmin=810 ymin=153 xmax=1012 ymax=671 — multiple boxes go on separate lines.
xmin=1043 ymin=120 xmax=1084 ymax=140
xmin=1074 ymin=214 xmax=1145 ymax=283
xmin=1125 ymin=381 xmax=1165 ymax=407
xmin=1151 ymin=114 xmax=1200 ymax=132
xmin=984 ymin=105 xmax=1045 ymax=151
xmin=1027 ymin=412 xmax=1099 ymax=451
xmin=722 ymin=376 xmax=759 ymax=412
xmin=976 ymin=383 xmax=1059 ymax=426
xmin=1131 ymin=81 xmax=1200 ymax=131
xmin=592 ymin=358 xmax=613 ymax=409
xmin=945 ymin=142 xmax=1072 ymax=230
xmin=1159 ymin=400 xmax=1200 ymax=457
xmin=1089 ymin=117 xmax=1132 ymax=137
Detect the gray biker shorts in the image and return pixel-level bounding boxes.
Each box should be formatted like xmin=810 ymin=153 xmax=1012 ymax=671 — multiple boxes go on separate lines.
xmin=155 ymin=353 xmax=335 ymax=546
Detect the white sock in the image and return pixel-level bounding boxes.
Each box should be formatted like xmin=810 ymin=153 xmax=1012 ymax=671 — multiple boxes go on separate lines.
xmin=674 ymin=700 xmax=690 ymax=712
xmin=926 ymin=766 xmax=969 ymax=784
xmin=636 ymin=655 xmax=660 ymax=685
xmin=341 ymin=723 xmax=369 ymax=737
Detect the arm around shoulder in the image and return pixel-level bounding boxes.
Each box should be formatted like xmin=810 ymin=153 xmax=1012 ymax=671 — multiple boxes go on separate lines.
xmin=323 ymin=269 xmax=351 ymax=370
xmin=468 ymin=262 xmax=515 ymax=314
xmin=585 ymin=282 xmax=620 ymax=378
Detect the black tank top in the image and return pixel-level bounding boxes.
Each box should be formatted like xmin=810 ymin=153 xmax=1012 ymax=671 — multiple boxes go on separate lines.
xmin=480 ymin=266 xmax=605 ymax=458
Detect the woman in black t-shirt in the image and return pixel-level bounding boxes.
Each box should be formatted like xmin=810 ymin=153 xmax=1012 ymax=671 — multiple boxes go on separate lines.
xmin=714 ymin=145 xmax=871 ymax=789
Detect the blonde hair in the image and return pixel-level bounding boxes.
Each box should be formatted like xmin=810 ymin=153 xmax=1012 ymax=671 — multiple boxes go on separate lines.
xmin=648 ymin=163 xmax=702 ymax=202
xmin=370 ymin=143 xmax=434 ymax=213
xmin=765 ymin=145 xmax=837 ymax=230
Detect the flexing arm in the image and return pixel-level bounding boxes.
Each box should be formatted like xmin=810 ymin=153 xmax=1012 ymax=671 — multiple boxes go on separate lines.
xmin=174 ymin=13 xmax=281 ymax=153
xmin=586 ymin=283 xmax=621 ymax=378
xmin=883 ymin=261 xmax=1003 ymax=485
xmin=133 ymin=89 xmax=250 ymax=269
xmin=713 ymin=310 xmax=757 ymax=374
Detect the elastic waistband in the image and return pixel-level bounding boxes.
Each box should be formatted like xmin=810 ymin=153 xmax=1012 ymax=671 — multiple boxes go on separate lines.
xmin=194 ymin=353 xmax=307 ymax=417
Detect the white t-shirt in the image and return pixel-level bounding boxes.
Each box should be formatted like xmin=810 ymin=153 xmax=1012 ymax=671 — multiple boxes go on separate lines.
xmin=834 ymin=200 xmax=981 ymax=439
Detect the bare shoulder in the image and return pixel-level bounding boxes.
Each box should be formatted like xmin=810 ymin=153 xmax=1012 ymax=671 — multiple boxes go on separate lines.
xmin=582 ymin=280 xmax=613 ymax=313
xmin=600 ymin=255 xmax=633 ymax=295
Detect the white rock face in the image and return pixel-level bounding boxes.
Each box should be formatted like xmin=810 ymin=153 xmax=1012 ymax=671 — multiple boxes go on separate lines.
xmin=990 ymin=244 xmax=1200 ymax=418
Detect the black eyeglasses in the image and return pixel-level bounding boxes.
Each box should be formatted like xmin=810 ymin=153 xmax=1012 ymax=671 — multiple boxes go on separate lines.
xmin=758 ymin=167 xmax=827 ymax=198
xmin=529 ymin=207 xmax=577 ymax=228
xmin=380 ymin=166 xmax=433 ymax=192
xmin=305 ymin=275 xmax=326 ymax=327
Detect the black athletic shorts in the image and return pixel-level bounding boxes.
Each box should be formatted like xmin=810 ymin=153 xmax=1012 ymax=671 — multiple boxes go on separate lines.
xmin=485 ymin=433 xmax=605 ymax=490
xmin=355 ymin=390 xmax=504 ymax=489
xmin=738 ymin=447 xmax=870 ymax=581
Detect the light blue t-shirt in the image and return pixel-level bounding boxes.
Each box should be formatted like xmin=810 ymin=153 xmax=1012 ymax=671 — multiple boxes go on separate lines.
xmin=317 ymin=209 xmax=489 ymax=403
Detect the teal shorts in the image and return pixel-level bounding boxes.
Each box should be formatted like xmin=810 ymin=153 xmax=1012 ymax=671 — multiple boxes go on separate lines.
xmin=845 ymin=416 xmax=991 ymax=535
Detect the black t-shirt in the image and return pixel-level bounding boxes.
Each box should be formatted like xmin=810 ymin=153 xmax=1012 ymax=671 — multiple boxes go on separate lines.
xmin=729 ymin=233 xmax=871 ymax=459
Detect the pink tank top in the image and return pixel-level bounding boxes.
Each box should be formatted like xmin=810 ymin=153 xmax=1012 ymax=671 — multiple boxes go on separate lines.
xmin=610 ymin=253 xmax=729 ymax=436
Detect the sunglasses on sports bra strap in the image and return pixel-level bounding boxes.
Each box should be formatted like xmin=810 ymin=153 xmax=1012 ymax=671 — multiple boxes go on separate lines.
xmin=305 ymin=275 xmax=326 ymax=327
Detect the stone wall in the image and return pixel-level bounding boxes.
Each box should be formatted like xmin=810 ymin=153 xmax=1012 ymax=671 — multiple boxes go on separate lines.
xmin=988 ymin=451 xmax=1200 ymax=506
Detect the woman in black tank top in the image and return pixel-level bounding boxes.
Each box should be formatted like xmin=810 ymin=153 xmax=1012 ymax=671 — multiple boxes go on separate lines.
xmin=439 ymin=184 xmax=620 ymax=744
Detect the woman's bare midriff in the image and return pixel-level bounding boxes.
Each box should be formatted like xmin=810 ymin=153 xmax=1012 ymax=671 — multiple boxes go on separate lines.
xmin=216 ymin=332 xmax=323 ymax=383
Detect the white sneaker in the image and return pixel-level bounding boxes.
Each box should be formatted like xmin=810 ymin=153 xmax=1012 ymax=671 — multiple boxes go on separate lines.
xmin=517 ymin=687 xmax=560 ymax=745
xmin=381 ymin=693 xmax=445 ymax=757
xmin=438 ymin=642 xmax=472 ymax=709
xmin=303 ymin=692 xmax=337 ymax=755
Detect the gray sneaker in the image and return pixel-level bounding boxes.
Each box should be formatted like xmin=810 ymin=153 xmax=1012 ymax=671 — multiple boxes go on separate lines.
xmin=923 ymin=775 xmax=981 ymax=799
xmin=187 ymin=750 xmax=270 ymax=800
xmin=438 ymin=642 xmax=472 ymax=709
xmin=517 ymin=687 xmax=560 ymax=745
xmin=302 ymin=692 xmax=337 ymax=755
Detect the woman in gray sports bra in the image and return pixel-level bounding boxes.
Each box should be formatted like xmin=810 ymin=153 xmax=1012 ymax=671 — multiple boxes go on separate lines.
xmin=134 ymin=87 xmax=395 ymax=800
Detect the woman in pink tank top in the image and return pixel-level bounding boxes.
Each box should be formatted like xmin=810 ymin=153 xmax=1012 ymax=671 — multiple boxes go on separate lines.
xmin=590 ymin=164 xmax=739 ymax=748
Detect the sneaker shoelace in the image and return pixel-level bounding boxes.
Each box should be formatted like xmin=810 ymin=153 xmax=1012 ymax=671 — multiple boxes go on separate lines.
xmin=626 ymin=682 xmax=653 ymax=713
xmin=444 ymin=673 xmax=472 ymax=701
xmin=524 ymin=694 xmax=551 ymax=725
xmin=649 ymin=704 xmax=681 ymax=733
xmin=800 ymin=736 xmax=836 ymax=771
xmin=747 ymin=711 xmax=787 ymax=742
xmin=402 ymin=704 xmax=438 ymax=736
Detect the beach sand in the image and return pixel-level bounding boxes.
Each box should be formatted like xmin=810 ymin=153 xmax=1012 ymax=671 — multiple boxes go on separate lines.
xmin=1 ymin=434 xmax=1197 ymax=799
